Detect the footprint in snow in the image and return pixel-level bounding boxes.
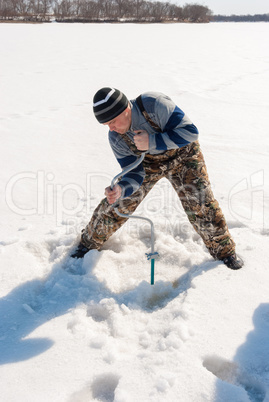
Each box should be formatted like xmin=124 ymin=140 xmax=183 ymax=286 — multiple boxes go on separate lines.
xmin=0 ymin=237 xmax=20 ymax=246
xmin=63 ymin=249 xmax=100 ymax=276
xmin=63 ymin=257 xmax=86 ymax=276
xmin=87 ymin=301 xmax=112 ymax=322
xmin=203 ymin=355 xmax=267 ymax=402
xmin=18 ymin=226 xmax=31 ymax=231
xmin=69 ymin=373 xmax=120 ymax=402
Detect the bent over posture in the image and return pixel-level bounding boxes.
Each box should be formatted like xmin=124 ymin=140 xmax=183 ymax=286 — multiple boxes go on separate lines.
xmin=72 ymin=87 xmax=243 ymax=270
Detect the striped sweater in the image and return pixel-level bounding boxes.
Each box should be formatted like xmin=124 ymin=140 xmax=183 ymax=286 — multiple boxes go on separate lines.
xmin=109 ymin=92 xmax=199 ymax=198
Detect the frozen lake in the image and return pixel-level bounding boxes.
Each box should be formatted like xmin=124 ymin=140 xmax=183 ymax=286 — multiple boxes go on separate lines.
xmin=0 ymin=22 xmax=269 ymax=402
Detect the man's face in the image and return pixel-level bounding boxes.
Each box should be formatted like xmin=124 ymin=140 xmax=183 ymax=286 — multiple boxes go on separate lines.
xmin=104 ymin=107 xmax=131 ymax=134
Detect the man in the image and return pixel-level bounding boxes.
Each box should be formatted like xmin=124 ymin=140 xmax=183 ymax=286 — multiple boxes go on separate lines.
xmin=71 ymin=87 xmax=243 ymax=270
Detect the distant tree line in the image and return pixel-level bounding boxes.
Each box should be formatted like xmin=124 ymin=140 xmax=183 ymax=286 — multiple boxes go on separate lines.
xmin=212 ymin=14 xmax=269 ymax=22
xmin=0 ymin=0 xmax=212 ymax=23
xmin=0 ymin=0 xmax=52 ymax=21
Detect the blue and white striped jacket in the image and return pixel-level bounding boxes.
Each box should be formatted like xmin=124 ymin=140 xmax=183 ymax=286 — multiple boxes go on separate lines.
xmin=109 ymin=92 xmax=199 ymax=198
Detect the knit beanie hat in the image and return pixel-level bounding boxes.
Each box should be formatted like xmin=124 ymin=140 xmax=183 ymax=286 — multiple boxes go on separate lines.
xmin=93 ymin=87 xmax=129 ymax=124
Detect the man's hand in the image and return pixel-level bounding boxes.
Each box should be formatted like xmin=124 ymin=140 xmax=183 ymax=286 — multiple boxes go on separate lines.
xmin=105 ymin=185 xmax=122 ymax=204
xmin=134 ymin=130 xmax=149 ymax=151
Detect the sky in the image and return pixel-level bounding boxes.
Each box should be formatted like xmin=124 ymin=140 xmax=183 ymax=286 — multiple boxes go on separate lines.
xmin=171 ymin=0 xmax=269 ymax=16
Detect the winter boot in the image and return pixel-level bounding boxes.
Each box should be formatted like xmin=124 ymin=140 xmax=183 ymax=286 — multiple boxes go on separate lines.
xmin=222 ymin=253 xmax=244 ymax=270
xmin=71 ymin=243 xmax=90 ymax=259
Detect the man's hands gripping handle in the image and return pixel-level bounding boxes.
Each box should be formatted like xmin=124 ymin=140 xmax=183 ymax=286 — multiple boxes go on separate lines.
xmin=105 ymin=185 xmax=122 ymax=205
xmin=133 ymin=130 xmax=149 ymax=151
xmin=106 ymin=151 xmax=146 ymax=205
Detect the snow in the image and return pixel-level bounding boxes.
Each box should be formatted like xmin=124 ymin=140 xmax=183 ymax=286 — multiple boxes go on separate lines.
xmin=0 ymin=22 xmax=269 ymax=402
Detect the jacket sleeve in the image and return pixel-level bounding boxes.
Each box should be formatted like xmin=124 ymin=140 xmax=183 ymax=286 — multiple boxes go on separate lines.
xmin=109 ymin=132 xmax=145 ymax=198
xmin=147 ymin=94 xmax=199 ymax=152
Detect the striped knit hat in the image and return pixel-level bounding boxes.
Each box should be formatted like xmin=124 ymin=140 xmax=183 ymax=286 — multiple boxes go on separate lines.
xmin=93 ymin=87 xmax=129 ymax=124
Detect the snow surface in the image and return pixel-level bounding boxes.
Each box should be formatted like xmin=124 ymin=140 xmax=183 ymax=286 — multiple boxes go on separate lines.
xmin=0 ymin=22 xmax=269 ymax=402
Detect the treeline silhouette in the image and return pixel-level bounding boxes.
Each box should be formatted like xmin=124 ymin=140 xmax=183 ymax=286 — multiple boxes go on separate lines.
xmin=0 ymin=0 xmax=212 ymax=23
xmin=212 ymin=14 xmax=269 ymax=22
xmin=1 ymin=0 xmax=268 ymax=23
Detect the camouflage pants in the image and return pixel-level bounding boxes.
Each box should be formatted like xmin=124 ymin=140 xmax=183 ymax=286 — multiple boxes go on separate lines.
xmin=81 ymin=141 xmax=235 ymax=260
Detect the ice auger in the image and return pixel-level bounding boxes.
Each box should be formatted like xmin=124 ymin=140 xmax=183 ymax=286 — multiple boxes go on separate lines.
xmin=111 ymin=153 xmax=158 ymax=285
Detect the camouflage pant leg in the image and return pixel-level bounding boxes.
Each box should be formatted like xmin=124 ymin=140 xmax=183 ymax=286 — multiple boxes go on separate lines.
xmin=167 ymin=141 xmax=235 ymax=260
xmin=82 ymin=141 xmax=235 ymax=259
xmin=81 ymin=175 xmax=159 ymax=250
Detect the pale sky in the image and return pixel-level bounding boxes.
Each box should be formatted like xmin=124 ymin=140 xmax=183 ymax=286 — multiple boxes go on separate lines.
xmin=170 ymin=0 xmax=269 ymax=16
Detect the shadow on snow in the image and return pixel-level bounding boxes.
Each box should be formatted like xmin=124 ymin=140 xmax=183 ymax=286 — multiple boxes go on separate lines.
xmin=0 ymin=250 xmax=217 ymax=364
xmin=203 ymin=303 xmax=269 ymax=401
